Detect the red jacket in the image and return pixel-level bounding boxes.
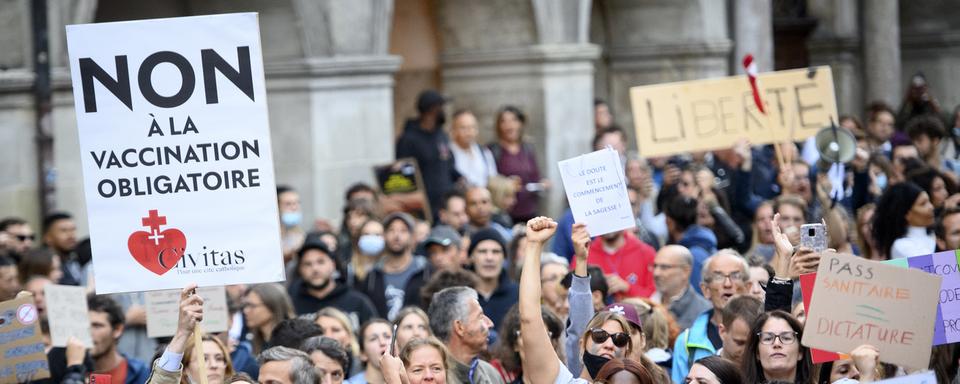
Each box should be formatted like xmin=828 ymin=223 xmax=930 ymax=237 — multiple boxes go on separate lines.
xmin=572 ymin=231 xmax=656 ymax=299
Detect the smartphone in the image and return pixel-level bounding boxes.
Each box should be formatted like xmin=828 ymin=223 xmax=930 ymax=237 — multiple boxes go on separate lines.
xmin=800 ymin=223 xmax=827 ymax=253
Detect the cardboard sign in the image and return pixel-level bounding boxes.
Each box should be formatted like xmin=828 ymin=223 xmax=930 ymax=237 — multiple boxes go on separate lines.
xmin=558 ymin=147 xmax=635 ymax=236
xmin=629 ymin=66 xmax=837 ymax=157
xmin=66 ymin=13 xmax=285 ymax=293
xmin=44 ymin=284 xmax=93 ymax=348
xmin=374 ymin=158 xmax=432 ymax=222
xmin=145 ymin=286 xmax=228 ymax=338
xmin=802 ymin=252 xmax=941 ymax=369
xmin=0 ymin=296 xmax=51 ymax=383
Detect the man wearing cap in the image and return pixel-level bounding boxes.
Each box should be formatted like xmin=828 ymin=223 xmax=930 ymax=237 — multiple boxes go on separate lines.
xmin=469 ymin=228 xmax=518 ymax=330
xmin=362 ymin=213 xmax=427 ymax=320
xmin=396 ymin=89 xmax=461 ymax=214
xmin=289 ymin=241 xmax=378 ymax=325
xmin=404 ymin=225 xmax=464 ymax=309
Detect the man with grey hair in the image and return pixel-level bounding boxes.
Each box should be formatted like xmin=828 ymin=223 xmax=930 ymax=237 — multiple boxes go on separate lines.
xmin=258 ymin=346 xmax=318 ymax=384
xmin=650 ymin=245 xmax=711 ymax=329
xmin=670 ymin=249 xmax=749 ymax=382
xmin=428 ymin=286 xmax=504 ymax=384
xmin=301 ymin=336 xmax=349 ymax=384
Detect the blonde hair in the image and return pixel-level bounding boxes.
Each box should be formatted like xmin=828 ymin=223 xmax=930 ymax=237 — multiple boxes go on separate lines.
xmin=581 ymin=311 xmax=634 ymax=356
xmin=487 ymin=175 xmax=517 ymax=210
xmin=182 ymin=335 xmax=235 ymax=384
xmin=316 ymin=307 xmax=360 ymax=357
xmin=399 ymin=337 xmax=454 ymax=374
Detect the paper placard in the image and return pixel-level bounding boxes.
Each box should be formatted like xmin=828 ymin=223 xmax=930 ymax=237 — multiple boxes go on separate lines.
xmin=558 ymin=147 xmax=635 ymax=237
xmin=66 ymin=13 xmax=285 ymax=293
xmin=802 ymin=252 xmax=941 ymax=369
xmin=0 ymin=295 xmax=51 ymax=383
xmin=145 ymin=286 xmax=228 ymax=338
xmin=629 ymin=66 xmax=837 ymax=157
xmin=44 ymin=284 xmax=92 ymax=348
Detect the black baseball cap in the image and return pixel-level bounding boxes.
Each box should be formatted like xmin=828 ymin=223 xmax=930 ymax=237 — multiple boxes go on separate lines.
xmin=416 ymin=90 xmax=449 ymax=114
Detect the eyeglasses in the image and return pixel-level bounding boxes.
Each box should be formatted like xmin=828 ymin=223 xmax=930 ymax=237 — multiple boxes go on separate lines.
xmin=589 ymin=328 xmax=630 ymax=348
xmin=16 ymin=234 xmax=35 ymax=242
xmin=757 ymin=331 xmax=798 ymax=345
xmin=707 ymin=271 xmax=745 ymax=284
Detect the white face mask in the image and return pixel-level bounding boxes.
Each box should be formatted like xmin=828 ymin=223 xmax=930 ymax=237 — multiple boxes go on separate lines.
xmin=358 ymin=234 xmax=385 ymax=256
xmin=281 ymin=211 xmax=302 ymax=227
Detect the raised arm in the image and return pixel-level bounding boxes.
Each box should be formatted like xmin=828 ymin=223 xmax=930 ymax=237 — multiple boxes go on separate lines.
xmin=145 ymin=284 xmax=203 ymax=384
xmin=519 ymin=217 xmax=560 ymax=384
xmin=565 ymin=223 xmax=595 ymax=376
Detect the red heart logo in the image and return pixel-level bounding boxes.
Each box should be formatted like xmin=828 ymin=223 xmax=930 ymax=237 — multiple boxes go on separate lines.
xmin=127 ymin=229 xmax=187 ymax=275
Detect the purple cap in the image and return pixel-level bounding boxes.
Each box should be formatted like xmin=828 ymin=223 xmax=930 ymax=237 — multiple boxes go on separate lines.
xmin=604 ymin=303 xmax=642 ymax=331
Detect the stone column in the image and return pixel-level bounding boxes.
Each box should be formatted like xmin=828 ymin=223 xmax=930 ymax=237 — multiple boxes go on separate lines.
xmin=732 ymin=0 xmax=774 ymax=74
xmin=438 ymin=0 xmax=598 ymax=217
xmin=600 ymin=0 xmax=732 ymax=149
xmin=862 ymin=0 xmax=901 ymax=106
xmin=807 ymin=0 xmax=862 ymax=115
xmin=279 ymin=0 xmax=401 ymax=225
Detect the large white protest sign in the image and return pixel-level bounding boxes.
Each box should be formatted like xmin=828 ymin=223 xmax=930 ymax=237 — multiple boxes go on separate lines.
xmin=558 ymin=147 xmax=635 ymax=236
xmin=145 ymin=286 xmax=228 ymax=338
xmin=44 ymin=285 xmax=92 ymax=348
xmin=66 ymin=13 xmax=285 ymax=293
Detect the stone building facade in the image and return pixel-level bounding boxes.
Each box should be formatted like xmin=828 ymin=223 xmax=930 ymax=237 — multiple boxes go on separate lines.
xmin=0 ymin=0 xmax=956 ymax=234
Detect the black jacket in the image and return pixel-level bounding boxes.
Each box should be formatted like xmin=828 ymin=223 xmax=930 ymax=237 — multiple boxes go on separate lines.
xmin=395 ymin=119 xmax=460 ymax=211
xmin=290 ymin=281 xmax=378 ymax=326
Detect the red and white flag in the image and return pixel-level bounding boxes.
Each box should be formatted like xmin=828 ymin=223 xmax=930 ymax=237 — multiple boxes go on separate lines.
xmin=742 ymin=54 xmax=766 ymax=114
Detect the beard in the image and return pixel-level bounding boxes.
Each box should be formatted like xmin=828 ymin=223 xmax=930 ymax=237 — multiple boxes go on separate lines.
xmin=303 ymin=276 xmax=331 ymax=291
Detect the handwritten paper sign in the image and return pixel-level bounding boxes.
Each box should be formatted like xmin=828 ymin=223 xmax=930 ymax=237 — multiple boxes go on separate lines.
xmin=145 ymin=285 xmax=228 ymax=338
xmin=44 ymin=284 xmax=92 ymax=348
xmin=0 ymin=295 xmax=50 ymax=383
xmin=558 ymin=147 xmax=635 ymax=237
xmin=66 ymin=13 xmax=285 ymax=294
xmin=629 ymin=66 xmax=837 ymax=157
xmin=802 ymin=252 xmax=941 ymax=369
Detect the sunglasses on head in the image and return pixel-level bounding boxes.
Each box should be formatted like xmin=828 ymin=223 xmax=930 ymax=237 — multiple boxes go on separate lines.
xmin=589 ymin=328 xmax=630 ymax=348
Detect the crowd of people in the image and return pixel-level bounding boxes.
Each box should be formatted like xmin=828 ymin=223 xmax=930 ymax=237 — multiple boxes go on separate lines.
xmin=4 ymin=76 xmax=960 ymax=384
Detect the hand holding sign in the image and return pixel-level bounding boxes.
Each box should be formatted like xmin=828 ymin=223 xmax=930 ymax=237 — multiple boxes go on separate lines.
xmin=849 ymin=344 xmax=880 ymax=382
xmin=167 ymin=283 xmax=203 ymax=355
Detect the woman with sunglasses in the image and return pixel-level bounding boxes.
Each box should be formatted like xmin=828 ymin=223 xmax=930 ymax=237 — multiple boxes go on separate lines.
xmin=581 ymin=311 xmax=635 ymax=379
xmin=741 ymin=310 xmax=815 ymax=384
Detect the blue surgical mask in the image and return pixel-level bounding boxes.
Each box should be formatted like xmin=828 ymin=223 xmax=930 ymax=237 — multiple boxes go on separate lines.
xmin=280 ymin=211 xmax=302 ymax=227
xmin=875 ymin=173 xmax=888 ymax=191
xmin=358 ymin=235 xmax=385 ymax=256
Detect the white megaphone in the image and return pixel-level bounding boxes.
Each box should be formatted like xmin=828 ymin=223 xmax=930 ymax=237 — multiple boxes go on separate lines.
xmin=814 ymin=121 xmax=856 ymax=170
